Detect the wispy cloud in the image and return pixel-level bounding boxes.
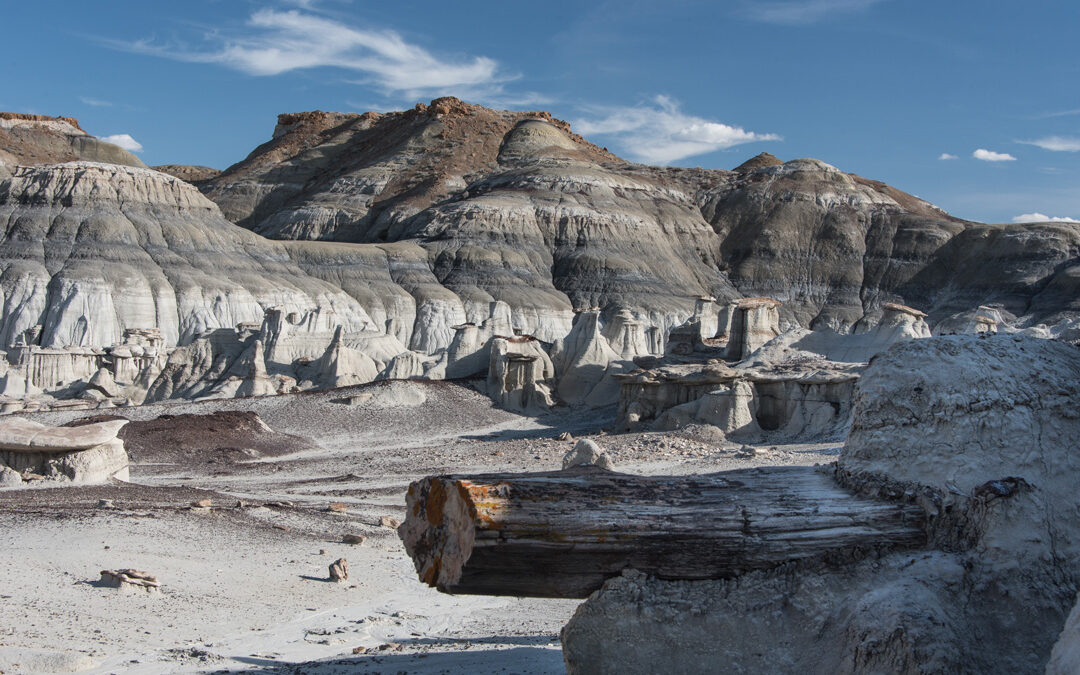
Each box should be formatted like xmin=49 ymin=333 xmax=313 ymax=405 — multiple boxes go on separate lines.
xmin=938 ymin=153 xmax=957 ymax=160
xmin=79 ymin=96 xmax=112 ymax=107
xmin=99 ymin=133 xmax=143 ymax=153
xmin=743 ymin=0 xmax=885 ymax=25
xmin=973 ymin=148 xmax=1016 ymax=162
xmin=107 ymin=9 xmax=509 ymax=98
xmin=1034 ymin=107 xmax=1080 ymax=119
xmin=574 ymin=95 xmax=780 ymax=165
xmin=1018 ymin=135 xmax=1080 ymax=152
xmin=1012 ymin=212 xmax=1080 ymax=224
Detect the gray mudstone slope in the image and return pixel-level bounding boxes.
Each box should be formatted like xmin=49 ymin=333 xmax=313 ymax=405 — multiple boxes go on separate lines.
xmin=0 ymin=162 xmax=374 ymax=350
xmin=203 ymin=97 xmax=1080 ymax=333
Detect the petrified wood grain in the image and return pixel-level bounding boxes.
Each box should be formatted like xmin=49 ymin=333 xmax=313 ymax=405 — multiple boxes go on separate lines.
xmin=398 ymin=465 xmax=927 ymax=598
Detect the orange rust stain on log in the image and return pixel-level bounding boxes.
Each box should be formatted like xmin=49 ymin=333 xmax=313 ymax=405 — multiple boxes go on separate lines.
xmin=458 ymin=481 xmax=507 ymax=530
xmin=422 ymin=557 xmax=441 ymax=586
xmin=426 ymin=479 xmax=448 ymax=526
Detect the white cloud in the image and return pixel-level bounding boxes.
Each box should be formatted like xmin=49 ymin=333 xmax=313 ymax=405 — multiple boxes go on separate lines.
xmin=99 ymin=134 xmax=143 ymax=153
xmin=115 ymin=9 xmax=506 ymax=98
xmin=1012 ymin=212 xmax=1080 ymax=224
xmin=1019 ymin=136 xmax=1080 ymax=152
xmin=79 ymin=96 xmax=112 ymax=107
xmin=1035 ymin=108 xmax=1080 ymax=119
xmin=575 ymin=96 xmax=781 ymax=165
xmin=744 ymin=0 xmax=884 ymax=24
xmin=973 ymin=148 xmax=1016 ymax=162
xmin=938 ymin=153 xmax=957 ymax=160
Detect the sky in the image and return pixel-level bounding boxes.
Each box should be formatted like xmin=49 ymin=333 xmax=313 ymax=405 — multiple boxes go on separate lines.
xmin=3 ymin=0 xmax=1079 ymax=225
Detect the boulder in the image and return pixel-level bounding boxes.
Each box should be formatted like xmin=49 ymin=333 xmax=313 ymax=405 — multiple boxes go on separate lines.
xmin=0 ymin=464 xmax=22 ymax=486
xmin=329 ymin=558 xmax=348 ymax=582
xmin=0 ymin=417 xmax=129 ymax=485
xmin=562 ymin=439 xmax=614 ymax=470
xmin=0 ymin=417 xmax=127 ymax=451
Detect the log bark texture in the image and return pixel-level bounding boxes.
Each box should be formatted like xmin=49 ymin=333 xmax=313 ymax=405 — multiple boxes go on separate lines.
xmin=398 ymin=465 xmax=928 ymax=598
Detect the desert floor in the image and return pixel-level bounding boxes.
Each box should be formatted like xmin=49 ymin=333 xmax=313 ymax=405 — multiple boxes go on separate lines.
xmin=0 ymin=380 xmax=838 ymax=674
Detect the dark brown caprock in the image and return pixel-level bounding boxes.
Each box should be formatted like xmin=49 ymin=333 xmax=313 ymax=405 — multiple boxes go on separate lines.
xmin=398 ymin=465 xmax=927 ymax=599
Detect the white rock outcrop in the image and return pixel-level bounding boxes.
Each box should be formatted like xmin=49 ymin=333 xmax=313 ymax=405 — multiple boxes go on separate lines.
xmin=0 ymin=417 xmax=129 ymax=485
xmin=725 ymin=298 xmax=781 ymax=360
xmin=565 ymin=334 xmax=1080 ymax=674
xmin=487 ymin=337 xmax=555 ymax=414
xmin=841 ymin=334 xmax=1080 ymax=567
xmin=551 ymin=311 xmax=626 ymax=407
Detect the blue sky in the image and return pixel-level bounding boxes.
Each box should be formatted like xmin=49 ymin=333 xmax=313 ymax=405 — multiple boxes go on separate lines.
xmin=3 ymin=0 xmax=1079 ymax=224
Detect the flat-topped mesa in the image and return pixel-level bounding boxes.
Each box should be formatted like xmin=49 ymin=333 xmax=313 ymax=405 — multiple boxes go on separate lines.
xmin=726 ymin=298 xmax=782 ymax=360
xmin=0 ymin=112 xmax=85 ymax=132
xmin=0 ymin=113 xmax=146 ymax=168
xmin=152 ymin=164 xmax=221 ymax=185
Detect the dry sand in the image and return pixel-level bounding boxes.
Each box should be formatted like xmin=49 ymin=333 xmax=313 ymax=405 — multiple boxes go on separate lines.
xmin=0 ymin=380 xmax=838 ymax=673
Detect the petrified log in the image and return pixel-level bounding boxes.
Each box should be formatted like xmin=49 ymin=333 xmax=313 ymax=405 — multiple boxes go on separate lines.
xmin=398 ymin=466 xmax=927 ymax=598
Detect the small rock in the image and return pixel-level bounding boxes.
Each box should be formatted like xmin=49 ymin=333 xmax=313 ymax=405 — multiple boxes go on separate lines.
xmin=100 ymin=569 xmax=161 ymax=594
xmin=558 ymin=432 xmax=573 ymax=442
xmin=327 ymin=502 xmax=348 ymax=513
xmin=191 ymin=499 xmax=212 ymax=508
xmin=319 ymin=549 xmax=328 ymax=555
xmin=329 ymin=558 xmax=348 ymax=582
xmin=343 ymin=534 xmax=366 ymax=545
xmin=378 ymin=642 xmax=402 ymax=651
xmin=97 ymin=499 xmax=114 ymax=508
xmin=735 ymin=444 xmax=758 ymax=459
xmin=379 ymin=516 xmax=400 ymax=529
xmin=235 ymin=500 xmax=249 ymax=508
xmin=563 ymin=439 xmax=615 ymax=470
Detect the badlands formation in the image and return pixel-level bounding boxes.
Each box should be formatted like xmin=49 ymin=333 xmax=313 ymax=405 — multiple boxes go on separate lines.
xmin=0 ymin=100 xmax=1078 ymax=673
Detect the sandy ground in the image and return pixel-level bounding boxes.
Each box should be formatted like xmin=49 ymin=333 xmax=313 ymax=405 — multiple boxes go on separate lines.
xmin=0 ymin=380 xmax=839 ymax=674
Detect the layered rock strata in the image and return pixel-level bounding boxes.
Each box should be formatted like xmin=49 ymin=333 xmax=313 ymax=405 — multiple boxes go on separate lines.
xmin=0 ymin=113 xmax=146 ymax=168
xmin=2 ymin=98 xmax=1079 ymax=410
